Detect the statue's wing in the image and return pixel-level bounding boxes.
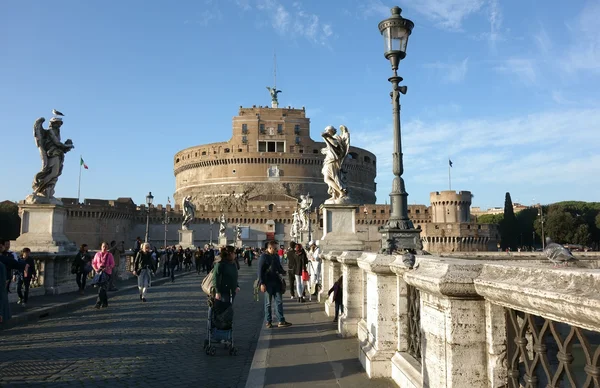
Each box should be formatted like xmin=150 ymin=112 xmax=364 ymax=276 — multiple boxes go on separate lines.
xmin=266 ymin=86 xmax=272 ymax=92
xmin=276 ymin=90 xmax=282 ymax=94
xmin=339 ymin=125 xmax=350 ymax=159
xmin=33 ymin=117 xmax=45 ymax=148
xmin=33 ymin=117 xmax=48 ymax=168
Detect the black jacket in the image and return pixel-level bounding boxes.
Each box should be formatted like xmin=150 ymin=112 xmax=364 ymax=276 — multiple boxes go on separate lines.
xmin=292 ymin=249 xmax=308 ymax=276
xmin=134 ymin=252 xmax=157 ymax=273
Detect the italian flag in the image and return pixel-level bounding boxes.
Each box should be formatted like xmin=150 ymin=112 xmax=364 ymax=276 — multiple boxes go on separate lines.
xmin=80 ymin=157 xmax=88 ymax=170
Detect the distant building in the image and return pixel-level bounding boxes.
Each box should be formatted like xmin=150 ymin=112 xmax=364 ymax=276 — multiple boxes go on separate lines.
xmin=471 ymin=202 xmax=528 ymax=217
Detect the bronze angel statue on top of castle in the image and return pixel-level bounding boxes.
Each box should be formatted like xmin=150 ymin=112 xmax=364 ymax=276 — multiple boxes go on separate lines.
xmin=29 ymin=111 xmax=74 ymax=204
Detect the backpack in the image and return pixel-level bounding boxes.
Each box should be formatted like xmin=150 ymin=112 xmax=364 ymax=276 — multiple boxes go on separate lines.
xmin=255 ymin=254 xmax=286 ymax=296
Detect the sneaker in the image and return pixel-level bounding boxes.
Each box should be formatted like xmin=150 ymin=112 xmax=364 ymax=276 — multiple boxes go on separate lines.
xmin=142 ymin=298 xmax=147 ymax=303
xmin=290 ymin=296 xmax=295 ymax=299
xmin=17 ymin=299 xmax=22 ymax=305
xmin=95 ymin=303 xmax=101 ymax=309
xmin=140 ymin=294 xmax=143 ymax=301
xmin=266 ymin=322 xmax=273 ymax=329
xmin=278 ymin=321 xmax=292 ymax=328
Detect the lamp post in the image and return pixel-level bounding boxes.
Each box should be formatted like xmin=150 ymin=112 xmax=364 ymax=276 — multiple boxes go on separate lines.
xmin=377 ymin=7 xmax=421 ymax=252
xmin=144 ymin=191 xmax=154 ymax=243
xmin=163 ymin=203 xmax=170 ymax=249
xmin=209 ymin=219 xmax=214 ymax=246
xmin=538 ymin=206 xmax=545 ymax=249
xmin=306 ymin=193 xmax=313 ymax=243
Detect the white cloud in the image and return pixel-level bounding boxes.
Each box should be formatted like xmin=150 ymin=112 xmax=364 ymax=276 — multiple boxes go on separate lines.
xmin=424 ymin=58 xmax=469 ymax=83
xmin=493 ymin=58 xmax=537 ymax=84
xmin=351 ymin=108 xmax=600 ymax=199
xmin=486 ymin=0 xmax=502 ymax=50
xmin=255 ymin=0 xmax=333 ymax=45
xmin=407 ymin=0 xmax=484 ymax=31
xmin=563 ymin=0 xmax=600 ymax=73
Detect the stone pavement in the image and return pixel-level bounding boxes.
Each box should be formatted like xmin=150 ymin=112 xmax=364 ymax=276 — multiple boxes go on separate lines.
xmin=246 ymin=292 xmax=395 ymax=388
xmin=0 ymin=265 xmax=264 ymax=387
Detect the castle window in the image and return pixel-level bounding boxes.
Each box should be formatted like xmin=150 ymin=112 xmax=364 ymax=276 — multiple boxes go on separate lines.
xmin=195 ymin=153 xmax=197 ymax=157
xmin=380 ymin=210 xmax=385 ymax=214
xmin=348 ymin=152 xmax=359 ymax=159
xmin=277 ymin=124 xmax=283 ymax=134
xmin=407 ymin=209 xmax=411 ymax=213
xmin=260 ymin=124 xmax=266 ymax=134
xmin=416 ymin=209 xmax=420 ymax=214
xmin=299 ymin=148 xmax=304 ymax=154
xmin=295 ymin=136 xmax=301 ymax=145
xmin=268 ymin=204 xmax=274 ymax=212
xmin=242 ymin=124 xmax=248 ymax=134
xmin=238 ymin=148 xmax=242 ymax=152
xmin=176 ymin=158 xmax=180 ymax=163
xmin=276 ymin=142 xmax=284 ymax=152
xmin=364 ymin=156 xmax=371 ymax=163
xmin=258 ymin=141 xmax=285 ymax=153
xmin=201 ymin=151 xmax=206 ymax=156
xmin=294 ymin=125 xmax=300 ymax=135
xmin=224 ymin=148 xmax=230 ymax=153
xmin=242 ymin=136 xmax=248 ymax=144
xmin=313 ymin=149 xmax=318 ymax=154
xmin=268 ymin=142 xmax=275 ymax=152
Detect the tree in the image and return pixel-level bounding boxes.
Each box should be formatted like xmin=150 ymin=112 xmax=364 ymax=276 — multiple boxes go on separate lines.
xmin=0 ymin=201 xmax=20 ymax=240
xmin=477 ymin=213 xmax=503 ymax=225
xmin=500 ymin=192 xmax=519 ymax=250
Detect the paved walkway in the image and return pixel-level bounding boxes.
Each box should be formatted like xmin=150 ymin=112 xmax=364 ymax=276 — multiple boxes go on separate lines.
xmin=0 ymin=266 xmax=263 ymax=387
xmin=246 ymin=289 xmax=395 ymax=388
xmin=1 ymin=262 xmax=395 ymax=387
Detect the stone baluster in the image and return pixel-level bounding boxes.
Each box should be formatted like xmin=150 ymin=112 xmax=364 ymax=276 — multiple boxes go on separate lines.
xmin=337 ymin=251 xmax=363 ymax=337
xmin=319 ymin=254 xmax=332 ymax=304
xmin=389 ymin=254 xmax=422 ymax=388
xmin=357 ymin=252 xmax=398 ymax=378
xmin=323 ymin=253 xmax=341 ymax=317
xmin=404 ymin=258 xmax=487 ymax=388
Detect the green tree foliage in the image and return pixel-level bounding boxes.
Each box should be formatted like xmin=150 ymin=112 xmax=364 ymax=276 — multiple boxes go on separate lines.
xmin=500 ymin=192 xmax=519 ymax=250
xmin=477 ymin=199 xmax=600 ymax=250
xmin=0 ymin=201 xmax=20 ymax=240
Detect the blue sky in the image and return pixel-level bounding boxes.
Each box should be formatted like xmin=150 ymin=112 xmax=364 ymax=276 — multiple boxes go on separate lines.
xmin=1 ymin=0 xmax=599 ymax=210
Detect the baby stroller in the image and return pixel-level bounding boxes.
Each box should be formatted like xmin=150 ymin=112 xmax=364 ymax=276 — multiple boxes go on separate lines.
xmin=203 ymin=294 xmax=238 ymax=356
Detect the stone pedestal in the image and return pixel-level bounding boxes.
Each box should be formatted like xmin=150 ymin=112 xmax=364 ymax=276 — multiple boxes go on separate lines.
xmin=219 ymin=236 xmax=228 ymax=247
xmin=14 ymin=203 xmax=76 ymax=253
xmin=338 ymin=251 xmax=363 ymax=337
xmin=319 ymin=204 xmax=365 ymax=253
xmin=357 ymin=253 xmax=398 ymax=378
xmin=379 ymin=226 xmax=422 ymax=253
xmin=178 ymin=229 xmax=195 ymax=249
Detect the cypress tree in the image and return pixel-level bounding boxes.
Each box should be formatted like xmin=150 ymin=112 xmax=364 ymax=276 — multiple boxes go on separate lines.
xmin=501 ymin=192 xmax=519 ymax=250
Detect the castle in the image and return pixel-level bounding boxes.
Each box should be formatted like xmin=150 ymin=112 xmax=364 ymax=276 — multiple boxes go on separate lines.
xmin=27 ymin=103 xmax=498 ymax=253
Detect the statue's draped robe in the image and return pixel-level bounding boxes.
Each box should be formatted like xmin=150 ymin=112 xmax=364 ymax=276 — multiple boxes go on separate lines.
xmin=321 ymin=135 xmax=348 ymax=199
xmin=33 ymin=128 xmax=66 ymax=197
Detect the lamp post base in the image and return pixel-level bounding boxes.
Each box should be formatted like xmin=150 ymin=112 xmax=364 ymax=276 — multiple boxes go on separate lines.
xmin=378 ymin=226 xmax=422 ymax=254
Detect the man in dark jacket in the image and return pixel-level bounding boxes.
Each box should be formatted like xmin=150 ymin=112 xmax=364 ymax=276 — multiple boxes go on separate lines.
xmin=286 ymin=242 xmax=297 ymax=299
xmin=258 ymin=240 xmax=292 ymax=329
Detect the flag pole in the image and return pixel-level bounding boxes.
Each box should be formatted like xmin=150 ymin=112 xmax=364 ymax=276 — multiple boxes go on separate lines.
xmin=77 ymin=155 xmax=82 ymax=203
xmin=448 ymin=157 xmax=452 ymax=190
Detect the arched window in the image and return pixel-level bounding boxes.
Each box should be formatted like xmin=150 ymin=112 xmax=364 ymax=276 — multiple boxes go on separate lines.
xmin=268 ymin=204 xmax=274 ymax=212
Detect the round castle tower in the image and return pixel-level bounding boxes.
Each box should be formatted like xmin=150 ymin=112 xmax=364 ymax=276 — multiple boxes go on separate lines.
xmin=173 ymin=105 xmax=377 ymax=207
xmin=430 ymin=191 xmax=473 ymax=224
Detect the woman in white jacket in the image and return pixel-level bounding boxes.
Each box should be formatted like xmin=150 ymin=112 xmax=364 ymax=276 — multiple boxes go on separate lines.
xmin=308 ymin=241 xmax=322 ymax=296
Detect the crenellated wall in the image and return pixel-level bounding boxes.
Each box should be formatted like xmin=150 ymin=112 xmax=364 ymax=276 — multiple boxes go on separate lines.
xmin=430 ymin=190 xmax=473 ymax=223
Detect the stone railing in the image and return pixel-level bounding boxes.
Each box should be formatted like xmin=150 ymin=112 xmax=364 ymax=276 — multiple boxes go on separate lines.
xmin=320 ymin=252 xmax=600 ymax=388
xmin=8 ymin=251 xmax=134 ymax=303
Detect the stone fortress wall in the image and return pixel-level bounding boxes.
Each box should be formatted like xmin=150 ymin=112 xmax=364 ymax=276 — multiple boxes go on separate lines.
xmin=57 ymin=190 xmax=498 ymax=254
xmin=173 ymin=106 xmax=377 ymax=207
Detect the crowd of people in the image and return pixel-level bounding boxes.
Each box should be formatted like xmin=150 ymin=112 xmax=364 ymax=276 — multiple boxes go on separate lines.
xmin=0 ymin=236 xmax=336 ymax=330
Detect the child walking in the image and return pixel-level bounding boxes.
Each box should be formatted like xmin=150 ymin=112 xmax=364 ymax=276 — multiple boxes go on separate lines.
xmin=328 ymin=275 xmax=343 ymax=323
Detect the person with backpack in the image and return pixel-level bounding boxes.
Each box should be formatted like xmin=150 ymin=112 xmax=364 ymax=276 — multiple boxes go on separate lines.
xmin=72 ymin=244 xmax=91 ymax=295
xmin=328 ymin=275 xmax=343 ymax=323
xmin=243 ymin=247 xmax=254 ymax=267
xmin=258 ymin=240 xmax=292 ymax=329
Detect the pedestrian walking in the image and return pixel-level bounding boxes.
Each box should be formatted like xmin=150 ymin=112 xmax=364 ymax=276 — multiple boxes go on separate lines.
xmin=92 ymin=242 xmax=115 ymax=309
xmin=16 ymin=248 xmax=36 ymax=307
xmin=72 ymin=244 xmax=92 ymax=295
xmin=133 ymin=243 xmax=157 ymax=302
xmin=0 ymin=243 xmax=10 ymax=324
xmin=258 ymin=240 xmax=292 ymax=329
xmin=293 ymin=243 xmax=309 ymax=303
xmin=213 ymin=246 xmax=240 ymax=304
xmin=328 ymin=275 xmax=343 ymax=323
xmin=169 ymin=247 xmax=179 ymax=282
xmin=286 ymin=242 xmax=297 ymax=299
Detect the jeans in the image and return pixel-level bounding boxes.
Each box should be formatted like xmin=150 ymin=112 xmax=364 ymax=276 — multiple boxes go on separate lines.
xmin=170 ymin=264 xmax=177 ymax=281
xmin=334 ymin=301 xmax=343 ymax=320
xmin=75 ymin=271 xmax=87 ymax=291
xmin=96 ymin=274 xmax=110 ymax=306
xmin=288 ymin=272 xmax=296 ymax=297
xmin=294 ymin=275 xmax=303 ymax=298
xmin=163 ymin=261 xmax=170 ymax=277
xmin=17 ymin=277 xmax=31 ymax=303
xmin=264 ymin=290 xmax=285 ymax=324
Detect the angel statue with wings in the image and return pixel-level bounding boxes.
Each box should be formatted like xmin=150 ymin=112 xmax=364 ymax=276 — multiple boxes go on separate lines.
xmin=266 ymin=86 xmax=282 ymax=106
xmin=30 ymin=114 xmax=75 ymax=203
xmin=321 ymin=125 xmax=350 ymax=204
xmin=298 ymin=194 xmax=313 ymax=232
xmin=219 ymin=213 xmax=227 ymax=238
xmin=181 ymin=196 xmax=196 ymax=230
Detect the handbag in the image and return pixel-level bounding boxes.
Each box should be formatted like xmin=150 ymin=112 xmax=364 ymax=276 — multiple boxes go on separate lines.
xmin=91 ymin=270 xmax=108 ymax=287
xmin=201 ymin=270 xmax=215 ymax=295
xmin=301 ymin=270 xmax=310 ymax=282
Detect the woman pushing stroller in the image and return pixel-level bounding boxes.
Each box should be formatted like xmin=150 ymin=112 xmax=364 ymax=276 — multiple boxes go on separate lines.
xmin=213 ymin=245 xmax=240 ymax=303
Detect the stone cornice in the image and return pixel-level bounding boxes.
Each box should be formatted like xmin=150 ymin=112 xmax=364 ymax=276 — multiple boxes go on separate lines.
xmin=404 ymin=257 xmax=484 ymax=298
xmin=357 ymin=253 xmax=395 ymax=274
xmin=337 ymin=251 xmax=363 ymax=266
xmin=474 ymin=264 xmax=600 ymax=332
xmin=389 ymin=254 xmax=413 ymax=276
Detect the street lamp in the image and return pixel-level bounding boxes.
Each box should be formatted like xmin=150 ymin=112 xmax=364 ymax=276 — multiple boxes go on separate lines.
xmin=377 ymin=7 xmax=421 ymax=251
xmin=144 ymin=191 xmax=154 ymax=243
xmin=306 ymin=192 xmax=313 ymax=243
xmin=537 ymin=206 xmax=545 ymax=249
xmin=163 ymin=204 xmax=170 ymax=250
xmin=209 ymin=219 xmax=214 ymax=246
